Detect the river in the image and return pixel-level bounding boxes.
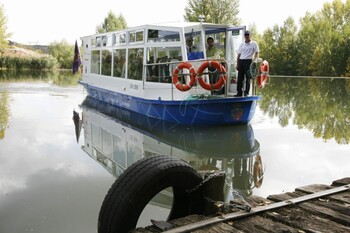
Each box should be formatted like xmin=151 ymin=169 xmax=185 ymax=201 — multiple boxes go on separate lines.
xmin=0 ymin=71 xmax=349 ymax=232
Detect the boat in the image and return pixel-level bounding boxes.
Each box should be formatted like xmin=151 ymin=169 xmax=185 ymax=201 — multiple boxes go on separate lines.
xmin=79 ymin=22 xmax=263 ymax=125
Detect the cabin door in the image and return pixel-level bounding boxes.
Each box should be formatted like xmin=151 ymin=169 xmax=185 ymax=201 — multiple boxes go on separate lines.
xmin=225 ymin=27 xmax=245 ymax=96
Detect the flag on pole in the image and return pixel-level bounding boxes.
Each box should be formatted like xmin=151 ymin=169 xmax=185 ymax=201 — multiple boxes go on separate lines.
xmin=72 ymin=40 xmax=81 ymax=74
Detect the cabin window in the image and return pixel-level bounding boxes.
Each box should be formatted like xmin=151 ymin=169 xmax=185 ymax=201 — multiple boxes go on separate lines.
xmin=91 ymin=50 xmax=100 ymax=74
xmin=113 ymin=49 xmax=126 ymax=78
xmin=127 ymin=48 xmax=143 ymax=80
xmin=147 ymin=29 xmax=180 ymax=42
xmin=129 ymin=33 xmax=135 ymax=43
xmin=185 ymin=32 xmax=204 ymax=59
xmin=96 ymin=36 xmax=102 ymax=47
xmin=146 ymin=47 xmax=182 ymax=83
xmin=205 ymin=32 xmax=226 ymax=58
xmin=112 ymin=34 xmax=116 ymax=45
xmin=114 ymin=33 xmax=126 ymax=45
xmin=101 ymin=50 xmax=112 ymax=76
xmin=129 ymin=30 xmax=144 ymax=43
xmin=136 ymin=31 xmax=143 ymax=42
xmin=91 ymin=38 xmax=96 ymax=47
xmin=102 ymin=36 xmax=108 ymax=46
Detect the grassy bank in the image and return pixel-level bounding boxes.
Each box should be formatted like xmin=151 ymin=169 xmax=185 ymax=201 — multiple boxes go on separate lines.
xmin=1 ymin=44 xmax=59 ymax=70
xmin=0 ymin=55 xmax=58 ymax=70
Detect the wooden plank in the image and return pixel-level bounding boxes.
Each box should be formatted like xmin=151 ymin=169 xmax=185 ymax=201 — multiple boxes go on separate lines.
xmin=295 ymin=184 xmax=333 ymax=194
xmin=191 ymin=222 xmax=240 ymax=233
xmin=228 ymin=215 xmax=300 ymax=233
xmin=272 ymin=189 xmax=350 ymax=216
xmin=267 ymin=191 xmax=300 ymax=202
xmin=299 ymin=200 xmax=350 ymax=226
xmin=268 ymin=190 xmax=350 ymax=227
xmin=332 ymin=177 xmax=350 ymax=186
xmin=327 ymin=192 xmax=350 ymax=204
xmin=295 ymin=184 xmax=350 ymax=204
xmin=263 ymin=204 xmax=350 ymax=233
xmin=170 ymin=215 xmax=240 ymax=233
xmin=170 ymin=215 xmax=242 ymax=233
xmin=233 ymin=195 xmax=273 ymax=207
xmin=170 ymin=214 xmax=205 ymax=225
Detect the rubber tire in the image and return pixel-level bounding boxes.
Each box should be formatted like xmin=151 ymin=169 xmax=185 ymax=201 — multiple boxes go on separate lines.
xmin=98 ymin=155 xmax=204 ymax=233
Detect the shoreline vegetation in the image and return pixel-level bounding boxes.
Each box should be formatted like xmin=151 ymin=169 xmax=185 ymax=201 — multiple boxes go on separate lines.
xmin=0 ymin=54 xmax=58 ymax=70
xmin=1 ymin=42 xmax=58 ymax=70
xmin=0 ymin=40 xmax=75 ymax=71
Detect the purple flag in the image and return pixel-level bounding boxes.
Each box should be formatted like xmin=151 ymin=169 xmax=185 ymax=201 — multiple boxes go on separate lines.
xmin=72 ymin=40 xmax=81 ymax=74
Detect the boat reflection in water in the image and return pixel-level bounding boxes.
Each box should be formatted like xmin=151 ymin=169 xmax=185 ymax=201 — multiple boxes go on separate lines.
xmin=78 ymin=96 xmax=264 ymax=207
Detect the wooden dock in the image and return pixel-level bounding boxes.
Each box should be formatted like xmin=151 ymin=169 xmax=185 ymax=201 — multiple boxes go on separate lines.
xmin=132 ymin=177 xmax=350 ymax=233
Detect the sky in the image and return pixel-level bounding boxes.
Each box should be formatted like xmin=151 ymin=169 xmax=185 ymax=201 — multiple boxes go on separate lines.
xmin=1 ymin=0 xmax=337 ymax=45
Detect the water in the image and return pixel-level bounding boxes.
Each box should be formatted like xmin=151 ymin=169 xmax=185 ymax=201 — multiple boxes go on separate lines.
xmin=0 ymin=72 xmax=350 ymax=232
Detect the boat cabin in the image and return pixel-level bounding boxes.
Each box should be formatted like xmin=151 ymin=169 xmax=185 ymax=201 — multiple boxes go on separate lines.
xmin=80 ymin=22 xmax=246 ymax=100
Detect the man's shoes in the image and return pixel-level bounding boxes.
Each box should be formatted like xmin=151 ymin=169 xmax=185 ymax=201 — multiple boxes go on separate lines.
xmin=244 ymin=93 xmax=249 ymax=97
xmin=234 ymin=94 xmax=242 ymax=97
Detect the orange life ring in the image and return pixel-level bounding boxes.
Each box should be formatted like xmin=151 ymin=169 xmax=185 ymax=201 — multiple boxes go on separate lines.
xmin=256 ymin=74 xmax=269 ymax=88
xmin=260 ymin=60 xmax=269 ymax=74
xmin=172 ymin=62 xmax=196 ymax=91
xmin=197 ymin=61 xmax=227 ymax=91
xmin=257 ymin=60 xmax=269 ymax=88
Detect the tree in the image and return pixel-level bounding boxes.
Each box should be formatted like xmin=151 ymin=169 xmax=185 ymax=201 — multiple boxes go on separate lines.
xmin=293 ymin=13 xmax=319 ymax=76
xmin=295 ymin=0 xmax=350 ymax=76
xmin=184 ymin=0 xmax=240 ymax=25
xmin=0 ymin=4 xmax=12 ymax=50
xmin=48 ymin=40 xmax=74 ymax=69
xmin=260 ymin=17 xmax=298 ymax=75
xmin=96 ymin=11 xmax=127 ymax=33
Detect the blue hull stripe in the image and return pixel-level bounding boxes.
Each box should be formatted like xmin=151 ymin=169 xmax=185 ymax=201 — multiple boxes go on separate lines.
xmin=81 ymin=82 xmax=260 ymax=126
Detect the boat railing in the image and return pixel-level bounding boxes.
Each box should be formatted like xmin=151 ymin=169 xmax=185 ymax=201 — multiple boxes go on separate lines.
xmin=144 ymin=58 xmax=229 ymax=86
xmin=144 ymin=59 xmax=201 ymax=84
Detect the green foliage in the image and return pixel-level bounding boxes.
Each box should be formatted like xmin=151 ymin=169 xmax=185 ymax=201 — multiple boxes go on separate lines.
xmin=259 ymin=17 xmax=298 ymax=75
xmin=48 ymin=40 xmax=74 ymax=69
xmin=96 ymin=11 xmax=127 ymax=33
xmin=0 ymin=4 xmax=12 ymax=51
xmin=0 ymin=56 xmax=58 ymax=70
xmin=184 ymin=0 xmax=240 ymax=25
xmin=0 ymin=69 xmax=80 ymax=85
xmin=259 ymin=0 xmax=350 ymax=77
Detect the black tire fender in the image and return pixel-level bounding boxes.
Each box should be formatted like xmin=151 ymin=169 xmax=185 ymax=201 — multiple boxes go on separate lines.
xmin=98 ymin=155 xmax=205 ymax=233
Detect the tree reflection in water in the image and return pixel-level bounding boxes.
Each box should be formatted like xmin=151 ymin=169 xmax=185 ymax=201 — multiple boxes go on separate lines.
xmin=257 ymin=76 xmax=350 ymax=144
xmin=0 ymin=69 xmax=82 ymax=140
xmin=0 ymin=92 xmax=10 ymax=140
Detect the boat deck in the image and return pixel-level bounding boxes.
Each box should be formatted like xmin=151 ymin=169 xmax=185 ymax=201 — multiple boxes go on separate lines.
xmin=132 ymin=177 xmax=350 ymax=232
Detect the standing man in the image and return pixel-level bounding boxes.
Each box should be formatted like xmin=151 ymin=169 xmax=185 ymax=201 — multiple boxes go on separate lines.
xmin=235 ymin=31 xmax=259 ymax=97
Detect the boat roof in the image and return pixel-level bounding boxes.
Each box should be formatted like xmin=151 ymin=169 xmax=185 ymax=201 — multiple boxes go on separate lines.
xmin=81 ymin=21 xmax=245 ymax=39
xmin=141 ymin=21 xmax=232 ymax=28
